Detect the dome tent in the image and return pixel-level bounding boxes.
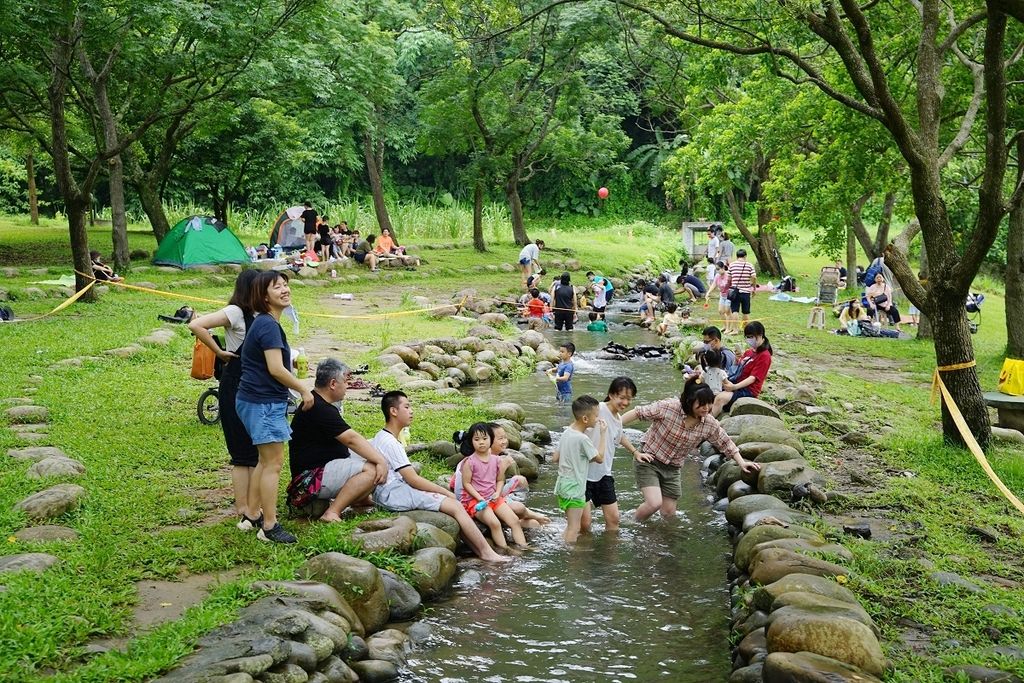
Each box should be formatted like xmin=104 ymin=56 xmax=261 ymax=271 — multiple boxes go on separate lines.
xmin=268 ymin=205 xmax=308 ymax=251
xmin=152 ymin=215 xmax=250 ymax=269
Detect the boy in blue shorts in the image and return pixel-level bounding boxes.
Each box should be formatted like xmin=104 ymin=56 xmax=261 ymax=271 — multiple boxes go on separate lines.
xmin=552 ymin=395 xmax=606 ymax=543
xmin=546 ymin=342 xmax=575 ymax=403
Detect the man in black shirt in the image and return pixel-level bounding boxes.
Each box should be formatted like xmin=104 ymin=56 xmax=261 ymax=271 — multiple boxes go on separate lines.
xmin=289 ymin=358 xmax=388 ymax=522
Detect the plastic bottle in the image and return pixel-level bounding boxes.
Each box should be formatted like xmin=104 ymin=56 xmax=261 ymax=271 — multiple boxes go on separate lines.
xmin=399 ymin=426 xmax=411 ymax=447
xmin=273 ymin=243 xmax=282 ymax=260
xmin=295 ymin=348 xmax=308 ymax=379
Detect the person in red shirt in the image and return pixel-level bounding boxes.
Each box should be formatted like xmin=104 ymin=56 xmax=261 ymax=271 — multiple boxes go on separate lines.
xmin=712 ymin=320 xmax=773 ymax=417
xmin=525 ymin=288 xmax=546 ymax=318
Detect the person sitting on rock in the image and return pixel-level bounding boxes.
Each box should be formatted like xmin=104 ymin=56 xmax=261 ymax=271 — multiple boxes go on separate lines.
xmin=288 ymin=358 xmax=389 ymax=522
xmin=353 ymin=234 xmax=380 ymax=272
xmin=373 ymin=227 xmax=405 ymax=257
xmin=712 ymin=321 xmax=773 ymax=417
xmin=370 ymin=391 xmax=511 ymax=563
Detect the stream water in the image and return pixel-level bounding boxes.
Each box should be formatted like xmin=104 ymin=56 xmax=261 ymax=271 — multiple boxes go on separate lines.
xmin=402 ymin=312 xmax=731 ymax=682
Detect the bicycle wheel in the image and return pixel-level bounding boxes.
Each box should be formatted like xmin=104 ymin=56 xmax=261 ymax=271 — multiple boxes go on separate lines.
xmin=197 ymin=388 xmax=221 ymax=425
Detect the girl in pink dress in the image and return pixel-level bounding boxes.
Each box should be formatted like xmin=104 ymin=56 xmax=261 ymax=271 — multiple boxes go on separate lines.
xmin=459 ymin=423 xmax=528 ymax=550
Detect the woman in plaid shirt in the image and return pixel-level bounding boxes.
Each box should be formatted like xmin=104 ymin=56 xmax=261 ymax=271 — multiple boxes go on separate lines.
xmin=622 ymin=377 xmax=759 ymax=521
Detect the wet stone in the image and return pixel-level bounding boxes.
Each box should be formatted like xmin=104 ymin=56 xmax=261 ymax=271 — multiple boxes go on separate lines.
xmin=379 ymin=570 xmax=421 ymax=621
xmin=762 ymin=651 xmax=883 ymax=683
xmin=349 ymin=659 xmax=398 ymax=683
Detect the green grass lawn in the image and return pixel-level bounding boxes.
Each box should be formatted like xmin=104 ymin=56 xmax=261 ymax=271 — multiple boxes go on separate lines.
xmin=0 ymin=214 xmax=1021 ymax=682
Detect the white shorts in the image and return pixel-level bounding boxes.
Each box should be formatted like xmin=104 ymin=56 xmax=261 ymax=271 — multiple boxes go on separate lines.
xmin=318 ymin=457 xmax=368 ymax=499
xmin=374 ymin=482 xmax=445 ymax=512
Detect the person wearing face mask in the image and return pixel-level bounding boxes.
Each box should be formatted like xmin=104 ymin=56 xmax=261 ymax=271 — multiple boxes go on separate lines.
xmin=712 ymin=321 xmax=773 ymax=417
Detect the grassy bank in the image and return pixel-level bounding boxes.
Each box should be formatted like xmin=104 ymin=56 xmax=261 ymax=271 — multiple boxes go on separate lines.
xmin=1 ymin=213 xmax=1021 ymax=681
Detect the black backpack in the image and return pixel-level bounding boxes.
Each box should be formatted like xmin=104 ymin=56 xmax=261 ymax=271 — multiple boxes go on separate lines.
xmin=0 ymin=305 xmax=13 ymax=322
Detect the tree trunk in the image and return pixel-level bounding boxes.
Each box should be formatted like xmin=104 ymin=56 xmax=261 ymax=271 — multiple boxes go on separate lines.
xmin=916 ymin=242 xmax=933 ymax=340
xmin=845 ymin=225 xmax=857 ymax=292
xmin=473 ymin=181 xmax=486 ymax=252
xmin=725 ymin=189 xmax=781 ymax=277
xmin=505 ymin=174 xmax=529 ymax=245
xmin=136 ymin=175 xmax=172 ymax=243
xmin=26 ymin=153 xmax=39 ymax=225
xmin=210 ymin=185 xmax=228 ymax=224
xmin=106 ymin=158 xmax=130 ymax=270
xmin=929 ymin=287 xmax=990 ymax=450
xmin=362 ymin=131 xmax=394 ymax=237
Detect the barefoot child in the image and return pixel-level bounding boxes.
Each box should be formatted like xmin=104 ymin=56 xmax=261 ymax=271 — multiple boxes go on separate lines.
xmin=459 ymin=423 xmax=529 ymax=550
xmin=546 ymin=342 xmax=575 ymax=403
xmin=583 ymin=377 xmax=643 ymax=534
xmin=553 ymin=396 xmax=606 ymax=543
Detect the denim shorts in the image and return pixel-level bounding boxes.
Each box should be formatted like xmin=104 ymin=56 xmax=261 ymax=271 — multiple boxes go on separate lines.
xmin=235 ymin=398 xmax=291 ymax=445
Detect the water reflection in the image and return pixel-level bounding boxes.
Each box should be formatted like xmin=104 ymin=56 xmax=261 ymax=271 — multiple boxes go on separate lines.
xmin=402 ymin=313 xmax=730 ymax=682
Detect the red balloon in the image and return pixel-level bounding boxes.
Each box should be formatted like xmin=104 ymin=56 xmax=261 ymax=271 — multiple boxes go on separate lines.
xmin=597 ymin=187 xmax=609 ymax=199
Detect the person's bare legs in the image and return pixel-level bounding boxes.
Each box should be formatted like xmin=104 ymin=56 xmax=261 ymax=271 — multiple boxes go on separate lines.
xmin=367 ymin=253 xmax=379 ymax=271
xmin=252 ymin=442 xmax=285 ymax=529
xmin=659 ymin=497 xmax=678 ymax=518
xmin=495 ymin=503 xmax=528 ymax=547
xmin=231 ymin=465 xmax=256 ymax=517
xmin=581 ymin=504 xmax=593 ymax=533
xmin=320 ymin=465 xmax=377 ymax=522
xmin=564 ymin=507 xmax=585 ymax=543
xmin=602 ymin=502 xmax=621 ymax=532
xmin=439 ymin=498 xmax=511 ymax=562
xmin=712 ymin=391 xmax=733 ymax=417
xmin=475 ymin=507 xmax=507 ymax=548
xmin=635 ymin=486 xmax=663 ymax=522
xmin=305 ymin=233 xmax=315 ymax=254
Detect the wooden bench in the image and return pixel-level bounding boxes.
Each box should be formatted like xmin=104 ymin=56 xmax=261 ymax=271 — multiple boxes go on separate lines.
xmin=983 ymin=391 xmax=1024 ymax=432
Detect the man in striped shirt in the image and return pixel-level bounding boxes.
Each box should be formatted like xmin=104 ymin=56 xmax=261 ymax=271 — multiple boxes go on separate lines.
xmin=727 ymin=249 xmax=757 ymax=327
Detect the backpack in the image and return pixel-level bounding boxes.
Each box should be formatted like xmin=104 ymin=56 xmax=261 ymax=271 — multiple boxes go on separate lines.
xmin=286 ymin=467 xmax=325 ymax=512
xmin=779 ymin=276 xmax=796 ymax=292
xmin=0 ymin=305 xmax=13 ymax=322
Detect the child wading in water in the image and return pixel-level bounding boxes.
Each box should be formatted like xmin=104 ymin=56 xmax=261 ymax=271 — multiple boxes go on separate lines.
xmin=553 ymin=396 xmax=607 ymax=543
xmin=582 ymin=377 xmax=643 ymax=534
xmin=459 ymin=423 xmax=529 ymax=550
xmin=546 ymin=342 xmax=575 ymax=403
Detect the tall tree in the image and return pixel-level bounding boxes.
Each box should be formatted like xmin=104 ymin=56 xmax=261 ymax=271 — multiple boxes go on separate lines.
xmin=616 ymin=0 xmax=1023 ymax=449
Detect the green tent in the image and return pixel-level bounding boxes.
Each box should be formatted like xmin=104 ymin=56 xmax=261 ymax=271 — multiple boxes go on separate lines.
xmin=153 ymin=216 xmax=250 ymax=269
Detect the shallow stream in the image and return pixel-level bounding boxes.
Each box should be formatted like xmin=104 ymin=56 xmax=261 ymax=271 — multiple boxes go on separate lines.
xmin=403 ymin=312 xmax=731 ymax=682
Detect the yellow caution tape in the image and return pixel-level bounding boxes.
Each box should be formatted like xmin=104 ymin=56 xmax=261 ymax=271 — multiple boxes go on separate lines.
xmin=7 ymin=280 xmax=96 ymax=322
xmin=932 ymin=368 xmax=1024 ymax=516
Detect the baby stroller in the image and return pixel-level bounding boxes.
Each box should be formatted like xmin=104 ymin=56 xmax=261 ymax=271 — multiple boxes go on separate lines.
xmin=966 ymin=293 xmax=984 ymax=334
xmin=816 ymin=267 xmax=842 ymax=305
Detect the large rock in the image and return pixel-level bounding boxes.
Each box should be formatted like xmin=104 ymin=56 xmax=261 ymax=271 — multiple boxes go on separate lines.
xmin=250 ymin=580 xmax=363 ymax=637
xmin=766 ymin=611 xmax=886 ymax=676
xmin=506 ymin=450 xmax=539 ymax=481
xmin=351 ymin=516 xmax=417 ymax=553
xmin=383 ymin=345 xmax=419 ymax=368
xmin=27 ymin=456 xmax=86 ymax=479
xmin=297 ymin=553 xmax=389 ymax=634
xmin=535 ymin=342 xmax=561 ymax=364
xmin=0 ymin=553 xmax=60 ymax=575
xmin=492 ymin=403 xmax=526 ymax=425
xmin=770 ymin=595 xmax=878 ymax=636
xmin=942 ymin=665 xmax=1023 ymax=683
xmin=753 ymin=573 xmax=860 ymax=612
xmin=726 ymin=494 xmax=791 ymax=527
xmin=14 ymin=484 xmax=85 ymax=520
xmin=5 ymin=405 xmax=49 ymax=423
xmin=735 ymin=525 xmax=825 ymax=572
xmin=740 ymin=442 xmax=799 ymax=459
xmin=752 ymin=445 xmax=806 ymax=463
xmin=7 ymin=446 xmax=66 ymax=462
xmin=409 ymin=547 xmax=457 ymax=598
xmin=758 ymin=461 xmax=826 ymax=495
xmin=750 ymin=547 xmax=849 ymax=585
xmin=519 ymin=330 xmax=544 ymax=350
xmin=752 ymin=538 xmax=853 ymax=568
xmin=414 ymin=523 xmax=456 ymax=552
xmin=730 ymin=397 xmax=783 ymax=420
xmin=349 ymin=659 xmax=399 ymax=683
xmin=742 ymin=507 xmax=816 ymax=531
xmin=762 ymin=651 xmax=883 ymax=683
xmin=397 ymin=511 xmax=460 ymax=540
xmin=520 ymin=423 xmax=552 ymax=445
xmin=379 ymin=571 xmax=422 ymax=621
xmin=722 ymin=414 xmax=786 ymax=436
xmin=366 ymin=628 xmax=410 ymax=667
xmin=478 ymin=312 xmax=509 ymax=328
xmin=736 ymin=427 xmax=805 ymax=455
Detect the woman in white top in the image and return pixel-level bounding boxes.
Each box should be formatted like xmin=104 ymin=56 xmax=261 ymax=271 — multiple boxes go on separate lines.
xmin=188 ymin=269 xmax=261 ymax=529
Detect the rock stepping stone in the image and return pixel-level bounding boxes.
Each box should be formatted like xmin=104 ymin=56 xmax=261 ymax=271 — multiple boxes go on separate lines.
xmin=13 ymin=526 xmax=79 ymax=543
xmin=14 ymin=484 xmax=85 ymax=520
xmin=763 ymin=651 xmax=883 ymax=682
xmin=730 ymin=397 xmax=783 ymax=420
xmin=942 ymin=665 xmax=1022 ymax=683
xmin=11 ymin=431 xmax=48 ymax=443
xmin=2 ymin=397 xmax=34 ymax=406
xmin=27 ymin=456 xmax=86 ymax=479
xmin=414 ymin=523 xmax=456 ymax=552
xmin=8 ymin=446 xmax=66 ymax=462
xmin=0 ymin=553 xmax=61 ymax=575
xmin=140 ymin=329 xmax=176 ymax=346
xmin=766 ymin=609 xmax=886 ymax=676
xmin=749 ymin=547 xmax=849 ymax=585
xmin=351 ymin=516 xmax=417 ymax=553
xmin=298 ymin=553 xmax=390 ymax=634
xmin=5 ymin=405 xmax=48 ymax=423
xmin=103 ymin=344 xmax=144 ymax=358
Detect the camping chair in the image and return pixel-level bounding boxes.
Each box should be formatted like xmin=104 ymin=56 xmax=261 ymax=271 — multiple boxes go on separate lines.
xmin=816 ymin=267 xmax=841 ymax=305
xmin=966 ymin=293 xmax=984 ymax=334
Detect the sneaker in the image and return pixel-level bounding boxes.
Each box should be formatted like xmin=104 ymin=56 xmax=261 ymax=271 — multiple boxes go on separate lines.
xmin=257 ymin=523 xmax=297 ymax=544
xmin=236 ymin=514 xmax=262 ymax=532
